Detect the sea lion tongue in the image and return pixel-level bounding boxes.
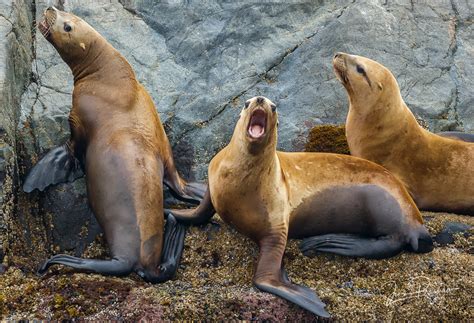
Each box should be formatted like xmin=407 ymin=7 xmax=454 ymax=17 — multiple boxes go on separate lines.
xmin=248 ymin=109 xmax=266 ymax=139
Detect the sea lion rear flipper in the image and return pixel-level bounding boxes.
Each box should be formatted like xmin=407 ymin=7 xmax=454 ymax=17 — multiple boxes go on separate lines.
xmin=300 ymin=233 xmax=404 ymax=259
xmin=165 ymin=187 xmax=215 ymax=225
xmin=37 ymin=254 xmax=133 ymax=276
xmin=437 ymin=131 xmax=474 ymax=143
xmin=149 ymin=214 xmax=187 ymax=283
xmin=23 ymin=144 xmax=84 ymax=193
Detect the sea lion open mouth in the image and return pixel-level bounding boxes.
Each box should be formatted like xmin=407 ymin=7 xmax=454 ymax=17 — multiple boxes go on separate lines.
xmin=38 ymin=9 xmax=57 ymax=39
xmin=248 ymin=109 xmax=267 ymax=139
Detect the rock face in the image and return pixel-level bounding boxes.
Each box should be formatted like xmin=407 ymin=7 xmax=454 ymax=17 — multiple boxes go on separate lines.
xmin=0 ymin=0 xmax=33 ymax=264
xmin=0 ymin=0 xmax=473 ymax=263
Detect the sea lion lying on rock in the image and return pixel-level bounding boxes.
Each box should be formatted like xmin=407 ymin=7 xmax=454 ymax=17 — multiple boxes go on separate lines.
xmin=334 ymin=52 xmax=474 ymax=215
xmin=168 ymin=96 xmax=433 ymax=317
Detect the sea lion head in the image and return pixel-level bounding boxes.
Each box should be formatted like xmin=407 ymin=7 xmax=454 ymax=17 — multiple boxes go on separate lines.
xmin=236 ymin=96 xmax=278 ymax=153
xmin=38 ymin=7 xmax=101 ymax=68
xmin=333 ymin=52 xmax=400 ymax=109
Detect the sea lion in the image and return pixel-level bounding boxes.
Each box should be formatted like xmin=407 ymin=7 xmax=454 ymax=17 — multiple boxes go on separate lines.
xmin=23 ymin=7 xmax=206 ymax=282
xmin=168 ymin=96 xmax=433 ymax=317
xmin=333 ymin=52 xmax=474 ymax=215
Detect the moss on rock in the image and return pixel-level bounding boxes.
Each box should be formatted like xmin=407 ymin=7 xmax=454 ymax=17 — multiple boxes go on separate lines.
xmin=1 ymin=212 xmax=472 ymax=320
xmin=305 ymin=125 xmax=350 ymax=155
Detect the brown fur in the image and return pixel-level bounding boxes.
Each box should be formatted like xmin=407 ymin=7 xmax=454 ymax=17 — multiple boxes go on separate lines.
xmin=38 ymin=8 xmax=196 ymax=276
xmin=172 ymin=96 xmax=431 ymax=316
xmin=334 ymin=52 xmax=474 ymax=215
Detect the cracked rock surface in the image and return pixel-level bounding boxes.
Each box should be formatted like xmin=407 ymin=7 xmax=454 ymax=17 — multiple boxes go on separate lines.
xmin=1 ymin=0 xmax=473 ymax=282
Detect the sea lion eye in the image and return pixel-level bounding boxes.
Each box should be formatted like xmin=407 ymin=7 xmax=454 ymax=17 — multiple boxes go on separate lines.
xmin=356 ymin=65 xmax=365 ymax=74
xmin=64 ymin=23 xmax=72 ymax=32
xmin=270 ymin=104 xmax=276 ymax=112
xmin=245 ymin=101 xmax=250 ymax=109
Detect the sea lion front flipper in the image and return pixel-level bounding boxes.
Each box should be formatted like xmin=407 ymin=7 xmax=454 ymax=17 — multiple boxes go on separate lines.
xmin=300 ymin=233 xmax=404 ymax=259
xmin=255 ymin=278 xmax=329 ymax=318
xmin=23 ymin=143 xmax=84 ymax=193
xmin=165 ymin=187 xmax=215 ymax=225
xmin=437 ymin=131 xmax=474 ymax=143
xmin=165 ymin=179 xmax=207 ymax=204
xmin=253 ymin=234 xmax=330 ymax=318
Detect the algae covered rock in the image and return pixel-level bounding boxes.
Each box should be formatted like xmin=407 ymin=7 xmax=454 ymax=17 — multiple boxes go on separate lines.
xmin=1 ymin=212 xmax=473 ymax=320
xmin=305 ymin=124 xmax=350 ymax=154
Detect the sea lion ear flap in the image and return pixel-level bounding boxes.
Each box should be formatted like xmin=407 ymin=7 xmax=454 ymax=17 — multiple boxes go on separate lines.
xmin=80 ymin=42 xmax=86 ymax=51
xmin=377 ymin=82 xmax=383 ymax=91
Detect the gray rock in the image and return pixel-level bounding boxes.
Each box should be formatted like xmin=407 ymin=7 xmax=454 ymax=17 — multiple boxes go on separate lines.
xmin=0 ymin=0 xmax=34 ymax=263
xmin=434 ymin=221 xmax=472 ymax=246
xmin=0 ymin=0 xmax=472 ymax=261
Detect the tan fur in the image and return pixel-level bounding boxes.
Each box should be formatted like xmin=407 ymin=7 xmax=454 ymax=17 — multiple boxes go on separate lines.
xmin=334 ymin=52 xmax=474 ymax=215
xmin=170 ymin=96 xmax=430 ymax=316
xmin=208 ymin=96 xmax=424 ymax=277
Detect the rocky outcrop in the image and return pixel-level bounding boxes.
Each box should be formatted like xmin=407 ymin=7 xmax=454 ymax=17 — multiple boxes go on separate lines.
xmin=1 ymin=0 xmax=473 ymax=264
xmin=0 ymin=0 xmax=33 ymax=264
xmin=1 ymin=212 xmax=473 ymax=320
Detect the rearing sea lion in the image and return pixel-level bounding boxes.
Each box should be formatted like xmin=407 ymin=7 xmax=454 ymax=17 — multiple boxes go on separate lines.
xmin=169 ymin=96 xmax=433 ymax=317
xmin=333 ymin=52 xmax=474 ymax=215
xmin=23 ymin=7 xmax=206 ymax=281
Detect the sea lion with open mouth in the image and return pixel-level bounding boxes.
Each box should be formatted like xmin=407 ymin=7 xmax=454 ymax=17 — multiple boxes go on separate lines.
xmin=24 ymin=7 xmax=206 ymax=282
xmin=333 ymin=52 xmax=474 ymax=215
xmin=168 ymin=96 xmax=433 ymax=317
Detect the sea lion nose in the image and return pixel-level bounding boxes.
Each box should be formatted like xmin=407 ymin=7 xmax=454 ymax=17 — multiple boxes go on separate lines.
xmin=256 ymin=97 xmax=265 ymax=104
xmin=334 ymin=52 xmax=343 ymax=59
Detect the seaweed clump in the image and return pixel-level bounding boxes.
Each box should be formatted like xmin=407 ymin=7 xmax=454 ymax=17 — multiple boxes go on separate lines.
xmin=305 ymin=125 xmax=350 ymax=154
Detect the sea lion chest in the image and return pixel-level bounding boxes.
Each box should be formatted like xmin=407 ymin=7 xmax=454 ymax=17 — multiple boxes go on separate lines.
xmin=209 ymin=152 xmax=288 ymax=241
xmin=71 ymin=80 xmax=137 ymax=135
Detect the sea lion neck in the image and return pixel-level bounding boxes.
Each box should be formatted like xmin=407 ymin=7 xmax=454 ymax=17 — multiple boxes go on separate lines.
xmin=69 ymin=39 xmax=135 ymax=84
xmin=348 ymin=84 xmax=406 ymax=127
